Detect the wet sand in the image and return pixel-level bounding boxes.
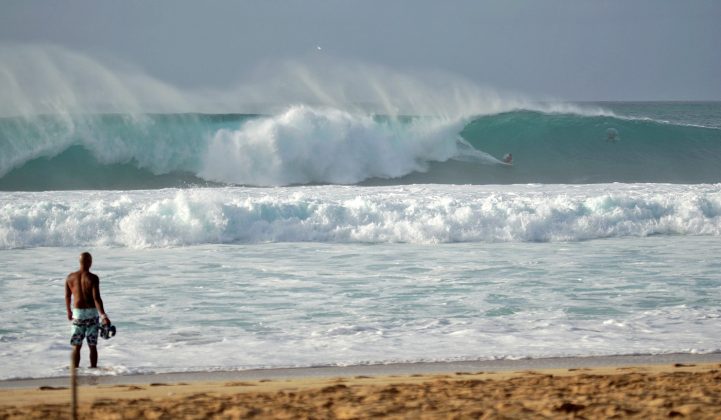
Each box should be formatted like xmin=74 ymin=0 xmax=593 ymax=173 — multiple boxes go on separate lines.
xmin=1 ymin=361 xmax=720 ymax=419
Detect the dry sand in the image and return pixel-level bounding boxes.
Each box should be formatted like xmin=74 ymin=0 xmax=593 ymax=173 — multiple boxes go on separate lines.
xmin=1 ymin=363 xmax=720 ymax=419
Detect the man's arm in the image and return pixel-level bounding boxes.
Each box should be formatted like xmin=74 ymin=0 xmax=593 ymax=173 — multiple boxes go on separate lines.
xmin=65 ymin=276 xmax=73 ymax=321
xmin=92 ymin=276 xmax=110 ymax=325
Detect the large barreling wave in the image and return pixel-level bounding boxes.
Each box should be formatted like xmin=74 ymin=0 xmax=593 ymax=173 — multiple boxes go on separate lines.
xmin=1 ymin=44 xmax=720 ymax=190
xmin=1 ymin=106 xmax=720 ymax=190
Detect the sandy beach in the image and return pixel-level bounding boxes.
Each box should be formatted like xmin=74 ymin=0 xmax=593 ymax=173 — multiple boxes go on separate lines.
xmin=1 ymin=359 xmax=720 ymax=419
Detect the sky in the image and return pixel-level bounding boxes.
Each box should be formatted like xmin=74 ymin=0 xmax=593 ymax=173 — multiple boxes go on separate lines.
xmin=1 ymin=0 xmax=720 ymax=102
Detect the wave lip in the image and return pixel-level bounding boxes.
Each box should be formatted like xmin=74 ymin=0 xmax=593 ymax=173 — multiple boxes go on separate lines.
xmin=2 ymin=184 xmax=720 ymax=249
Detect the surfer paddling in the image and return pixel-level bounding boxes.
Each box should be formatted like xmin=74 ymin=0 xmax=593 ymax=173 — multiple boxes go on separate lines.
xmin=65 ymin=252 xmax=111 ymax=368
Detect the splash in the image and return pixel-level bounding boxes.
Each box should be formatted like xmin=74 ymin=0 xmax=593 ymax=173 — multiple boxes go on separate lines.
xmin=199 ymin=106 xmax=465 ymax=186
xmin=1 ymin=184 xmax=720 ymax=249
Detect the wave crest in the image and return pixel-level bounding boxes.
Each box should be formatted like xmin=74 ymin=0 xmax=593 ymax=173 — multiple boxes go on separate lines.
xmin=2 ymin=185 xmax=720 ymax=249
xmin=199 ymin=106 xmax=465 ymax=186
xmin=2 ymin=105 xmax=721 ymax=190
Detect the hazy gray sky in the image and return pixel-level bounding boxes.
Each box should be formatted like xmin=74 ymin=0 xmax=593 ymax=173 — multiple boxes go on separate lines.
xmin=2 ymin=0 xmax=720 ymax=101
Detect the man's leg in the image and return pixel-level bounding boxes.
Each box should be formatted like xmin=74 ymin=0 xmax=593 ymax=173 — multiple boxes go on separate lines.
xmin=70 ymin=322 xmax=86 ymax=368
xmin=89 ymin=345 xmax=98 ymax=368
xmin=71 ymin=345 xmax=82 ymax=368
xmin=87 ymin=323 xmax=100 ymax=368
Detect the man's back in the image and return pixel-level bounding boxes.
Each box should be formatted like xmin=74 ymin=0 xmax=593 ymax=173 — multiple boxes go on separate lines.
xmin=66 ymin=270 xmax=99 ymax=309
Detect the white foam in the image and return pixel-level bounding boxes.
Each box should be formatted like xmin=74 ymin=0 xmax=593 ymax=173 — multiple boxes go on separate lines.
xmin=199 ymin=106 xmax=464 ymax=185
xmin=1 ymin=184 xmax=719 ymax=249
xmin=1 ymin=237 xmax=720 ymax=380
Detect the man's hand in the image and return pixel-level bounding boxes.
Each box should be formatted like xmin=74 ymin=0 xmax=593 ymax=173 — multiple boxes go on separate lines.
xmin=67 ymin=311 xmax=73 ymax=321
xmin=101 ymin=315 xmax=111 ymax=325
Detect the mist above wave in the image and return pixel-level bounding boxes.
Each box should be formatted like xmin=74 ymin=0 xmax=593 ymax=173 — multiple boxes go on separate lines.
xmin=16 ymin=44 xmax=720 ymax=189
xmin=0 ymin=43 xmax=606 ymax=118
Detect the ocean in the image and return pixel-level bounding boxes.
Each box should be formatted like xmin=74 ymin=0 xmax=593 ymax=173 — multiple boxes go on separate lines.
xmin=1 ymin=102 xmax=720 ymax=380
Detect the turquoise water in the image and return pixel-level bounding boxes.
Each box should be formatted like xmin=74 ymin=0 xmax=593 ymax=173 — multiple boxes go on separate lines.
xmin=1 ymin=102 xmax=720 ymax=190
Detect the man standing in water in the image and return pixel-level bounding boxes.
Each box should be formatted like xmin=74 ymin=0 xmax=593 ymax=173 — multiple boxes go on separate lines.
xmin=65 ymin=252 xmax=111 ymax=368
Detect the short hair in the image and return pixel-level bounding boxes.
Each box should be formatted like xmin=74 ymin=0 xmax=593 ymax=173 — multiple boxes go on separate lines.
xmin=80 ymin=252 xmax=93 ymax=268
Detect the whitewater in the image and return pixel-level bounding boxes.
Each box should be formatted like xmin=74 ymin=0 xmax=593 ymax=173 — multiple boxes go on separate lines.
xmin=1 ymin=183 xmax=721 ymax=249
xmin=1 ymin=46 xmax=720 ymax=380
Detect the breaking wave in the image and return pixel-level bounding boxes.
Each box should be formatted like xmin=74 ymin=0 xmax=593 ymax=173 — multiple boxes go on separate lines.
xmin=2 ymin=184 xmax=720 ymax=249
xmin=1 ymin=105 xmax=720 ymax=190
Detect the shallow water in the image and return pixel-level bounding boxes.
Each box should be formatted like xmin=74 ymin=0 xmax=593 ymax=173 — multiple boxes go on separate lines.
xmin=1 ymin=235 xmax=719 ymax=380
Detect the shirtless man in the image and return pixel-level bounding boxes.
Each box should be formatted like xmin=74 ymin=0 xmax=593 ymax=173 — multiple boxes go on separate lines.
xmin=65 ymin=252 xmax=111 ymax=368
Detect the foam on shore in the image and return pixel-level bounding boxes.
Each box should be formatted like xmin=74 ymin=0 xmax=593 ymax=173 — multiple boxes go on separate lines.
xmin=2 ymin=352 xmax=720 ymax=389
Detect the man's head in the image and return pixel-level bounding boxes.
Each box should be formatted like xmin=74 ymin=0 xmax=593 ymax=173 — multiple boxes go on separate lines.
xmin=79 ymin=252 xmax=92 ymax=270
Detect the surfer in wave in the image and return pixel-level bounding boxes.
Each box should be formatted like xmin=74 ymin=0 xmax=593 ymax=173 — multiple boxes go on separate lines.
xmin=606 ymin=128 xmax=619 ymax=143
xmin=502 ymin=153 xmax=513 ymax=164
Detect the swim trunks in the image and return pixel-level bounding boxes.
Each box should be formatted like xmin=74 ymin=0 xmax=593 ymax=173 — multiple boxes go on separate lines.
xmin=70 ymin=308 xmax=99 ymax=346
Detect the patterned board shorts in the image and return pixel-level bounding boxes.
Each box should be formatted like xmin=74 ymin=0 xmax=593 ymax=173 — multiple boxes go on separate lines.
xmin=70 ymin=308 xmax=99 ymax=346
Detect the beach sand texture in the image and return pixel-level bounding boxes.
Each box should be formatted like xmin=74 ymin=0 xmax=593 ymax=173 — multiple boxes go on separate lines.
xmin=1 ymin=363 xmax=719 ymax=419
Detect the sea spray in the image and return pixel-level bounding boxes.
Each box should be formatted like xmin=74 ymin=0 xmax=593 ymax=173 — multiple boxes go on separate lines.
xmin=0 ymin=44 xmax=189 ymax=116
xmin=1 ymin=44 xmax=571 ymax=118
xmin=1 ymin=46 xmax=720 ymax=189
